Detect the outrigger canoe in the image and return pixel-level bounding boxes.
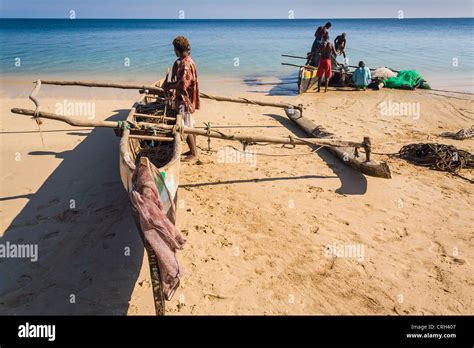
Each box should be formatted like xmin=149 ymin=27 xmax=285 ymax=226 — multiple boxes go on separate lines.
xmin=10 ymin=79 xmax=186 ymax=315
xmin=119 ymin=80 xmax=183 ymax=315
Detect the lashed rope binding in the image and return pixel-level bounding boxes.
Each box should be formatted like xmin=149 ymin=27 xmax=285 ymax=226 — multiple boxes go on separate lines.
xmin=29 ymin=80 xmax=45 ymax=146
xmin=203 ymin=121 xmax=212 ymax=150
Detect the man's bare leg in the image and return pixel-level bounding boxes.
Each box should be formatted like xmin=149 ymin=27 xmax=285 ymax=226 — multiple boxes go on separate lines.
xmin=183 ymin=134 xmax=198 ymax=161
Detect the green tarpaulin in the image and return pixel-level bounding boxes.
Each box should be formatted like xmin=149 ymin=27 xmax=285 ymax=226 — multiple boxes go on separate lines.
xmin=384 ymin=70 xmax=431 ymax=90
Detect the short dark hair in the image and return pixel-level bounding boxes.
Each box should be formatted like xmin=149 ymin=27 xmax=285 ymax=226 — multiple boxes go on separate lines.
xmin=173 ymin=36 xmax=191 ymax=54
xmin=358 ymin=61 xmax=365 ymax=68
xmin=325 ymin=22 xmax=332 ymax=28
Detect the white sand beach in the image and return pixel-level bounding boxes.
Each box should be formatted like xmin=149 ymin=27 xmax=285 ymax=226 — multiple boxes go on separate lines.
xmin=0 ymin=80 xmax=472 ymax=315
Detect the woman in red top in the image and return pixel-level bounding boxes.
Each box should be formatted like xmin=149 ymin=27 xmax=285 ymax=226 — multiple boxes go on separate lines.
xmin=162 ymin=36 xmax=200 ymax=161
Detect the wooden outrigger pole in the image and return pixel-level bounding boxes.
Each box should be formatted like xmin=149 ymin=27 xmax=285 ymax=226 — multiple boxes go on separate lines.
xmin=39 ymin=80 xmax=303 ymax=113
xmin=23 ymin=79 xmax=391 ymax=178
xmin=11 ymin=107 xmax=372 ymax=161
xmin=284 ymin=109 xmax=391 ymax=178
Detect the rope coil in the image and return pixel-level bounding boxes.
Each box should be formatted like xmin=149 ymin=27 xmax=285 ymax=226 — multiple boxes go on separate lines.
xmin=398 ymin=143 xmax=473 ymax=173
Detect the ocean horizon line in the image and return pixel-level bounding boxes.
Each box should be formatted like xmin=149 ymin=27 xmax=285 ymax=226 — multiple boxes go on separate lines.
xmin=1 ymin=17 xmax=473 ymax=20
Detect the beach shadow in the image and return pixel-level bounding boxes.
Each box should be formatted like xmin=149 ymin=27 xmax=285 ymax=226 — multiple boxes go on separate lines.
xmin=264 ymin=113 xmax=368 ymax=195
xmin=0 ymin=109 xmax=144 ymax=315
xmin=242 ymin=73 xmax=299 ymax=96
xmin=28 ymin=150 xmax=72 ymax=158
xmin=67 ymin=132 xmax=91 ymax=136
xmin=0 ymin=193 xmax=35 ymax=202
xmin=331 ymin=87 xmax=373 ymax=92
xmin=268 ymin=74 xmax=299 ymax=96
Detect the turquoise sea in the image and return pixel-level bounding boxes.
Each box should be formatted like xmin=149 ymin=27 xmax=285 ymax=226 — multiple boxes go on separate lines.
xmin=0 ymin=18 xmax=473 ymax=91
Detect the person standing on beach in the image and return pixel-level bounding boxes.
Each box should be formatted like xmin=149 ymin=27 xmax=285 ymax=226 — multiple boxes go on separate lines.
xmin=307 ymin=22 xmax=332 ymax=67
xmin=316 ymin=39 xmax=338 ymax=93
xmin=352 ymin=61 xmax=371 ymax=90
xmin=334 ymin=33 xmax=347 ymax=59
xmin=162 ymin=36 xmax=200 ymax=161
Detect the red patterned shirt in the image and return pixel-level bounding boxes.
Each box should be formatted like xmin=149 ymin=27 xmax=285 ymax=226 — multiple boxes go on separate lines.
xmin=171 ymin=55 xmax=200 ymax=114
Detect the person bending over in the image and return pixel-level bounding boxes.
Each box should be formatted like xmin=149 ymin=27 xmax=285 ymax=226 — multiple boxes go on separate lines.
xmin=334 ymin=32 xmax=347 ymax=58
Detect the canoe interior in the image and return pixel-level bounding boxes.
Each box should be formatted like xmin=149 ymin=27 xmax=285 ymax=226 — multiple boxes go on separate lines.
xmin=120 ymin=84 xmax=182 ymax=216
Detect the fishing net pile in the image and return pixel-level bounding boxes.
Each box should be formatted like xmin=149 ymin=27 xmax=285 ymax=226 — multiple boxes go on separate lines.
xmin=398 ymin=143 xmax=474 ymax=173
xmin=384 ymin=70 xmax=431 ymax=90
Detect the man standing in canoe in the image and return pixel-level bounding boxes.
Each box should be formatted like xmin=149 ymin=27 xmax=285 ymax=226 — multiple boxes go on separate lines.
xmin=314 ymin=22 xmax=331 ymax=46
xmin=162 ymin=36 xmax=200 ymax=161
xmin=316 ymin=39 xmax=338 ymax=93
xmin=307 ymin=22 xmax=332 ymax=67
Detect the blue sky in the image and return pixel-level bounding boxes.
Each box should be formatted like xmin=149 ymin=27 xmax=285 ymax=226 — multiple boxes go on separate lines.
xmin=0 ymin=0 xmax=473 ymax=18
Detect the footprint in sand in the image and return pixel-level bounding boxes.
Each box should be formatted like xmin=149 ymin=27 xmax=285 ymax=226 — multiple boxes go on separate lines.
xmin=451 ymin=257 xmax=466 ymax=265
xmin=54 ymin=209 xmax=81 ymax=222
xmin=42 ymin=230 xmax=59 ymax=240
xmin=36 ymin=198 xmax=60 ymax=211
xmin=2 ymin=292 xmax=35 ymax=307
xmin=17 ymin=274 xmax=32 ymax=287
